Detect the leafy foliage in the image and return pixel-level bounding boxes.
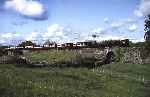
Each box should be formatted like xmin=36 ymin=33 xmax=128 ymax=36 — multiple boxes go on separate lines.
xmin=145 ymin=15 xmax=150 ymax=37
xmin=115 ymin=47 xmax=124 ymax=62
xmin=144 ymin=15 xmax=150 ymax=56
xmin=18 ymin=41 xmax=36 ymax=48
xmin=43 ymin=40 xmax=56 ymax=46
xmin=97 ymin=39 xmax=130 ymax=48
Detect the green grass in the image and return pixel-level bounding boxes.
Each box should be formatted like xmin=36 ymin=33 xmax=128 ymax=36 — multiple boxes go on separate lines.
xmin=24 ymin=50 xmax=96 ymax=67
xmin=24 ymin=50 xmax=81 ymax=65
xmin=0 ymin=63 xmax=150 ymax=97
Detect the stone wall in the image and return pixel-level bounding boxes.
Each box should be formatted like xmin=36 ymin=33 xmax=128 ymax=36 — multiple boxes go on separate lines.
xmin=0 ymin=55 xmax=17 ymax=64
xmin=121 ymin=47 xmax=143 ymax=64
xmin=118 ymin=47 xmax=150 ymax=64
xmin=79 ymin=47 xmax=150 ymax=64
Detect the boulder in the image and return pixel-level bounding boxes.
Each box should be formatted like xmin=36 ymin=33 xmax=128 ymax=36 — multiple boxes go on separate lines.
xmin=94 ymin=50 xmax=115 ymax=66
xmin=16 ymin=57 xmax=28 ymax=65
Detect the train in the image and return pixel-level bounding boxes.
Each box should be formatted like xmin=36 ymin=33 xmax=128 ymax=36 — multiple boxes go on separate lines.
xmin=7 ymin=39 xmax=130 ymax=50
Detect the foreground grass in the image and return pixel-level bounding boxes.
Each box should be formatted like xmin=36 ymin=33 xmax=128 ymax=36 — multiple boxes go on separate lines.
xmin=0 ymin=63 xmax=150 ymax=97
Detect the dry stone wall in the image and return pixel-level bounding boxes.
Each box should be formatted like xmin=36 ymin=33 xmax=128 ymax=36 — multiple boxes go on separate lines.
xmin=79 ymin=47 xmax=149 ymax=64
xmin=122 ymin=47 xmax=143 ymax=64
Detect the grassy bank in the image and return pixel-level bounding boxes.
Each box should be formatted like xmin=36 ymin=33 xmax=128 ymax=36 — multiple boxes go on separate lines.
xmin=0 ymin=63 xmax=150 ymax=97
xmin=24 ymin=50 xmax=96 ymax=67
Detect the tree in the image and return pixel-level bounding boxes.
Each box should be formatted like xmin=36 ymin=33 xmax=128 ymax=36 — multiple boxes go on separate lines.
xmin=92 ymin=34 xmax=97 ymax=38
xmin=144 ymin=15 xmax=150 ymax=41
xmin=43 ymin=40 xmax=56 ymax=47
xmin=144 ymin=15 xmax=150 ymax=56
xmin=18 ymin=41 xmax=36 ymax=48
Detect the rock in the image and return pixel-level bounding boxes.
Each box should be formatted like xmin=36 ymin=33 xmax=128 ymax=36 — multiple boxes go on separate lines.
xmin=123 ymin=48 xmax=143 ymax=64
xmin=16 ymin=57 xmax=28 ymax=65
xmin=94 ymin=49 xmax=116 ymax=66
xmin=105 ymin=51 xmax=115 ymax=63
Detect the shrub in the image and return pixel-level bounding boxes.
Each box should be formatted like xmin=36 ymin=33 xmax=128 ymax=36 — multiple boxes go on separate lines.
xmin=114 ymin=47 xmax=124 ymax=62
xmin=0 ymin=47 xmax=5 ymax=57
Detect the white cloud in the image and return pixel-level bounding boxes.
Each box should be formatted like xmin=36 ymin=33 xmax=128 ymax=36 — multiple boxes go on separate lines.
xmin=109 ymin=19 xmax=138 ymax=32
xmin=0 ymin=32 xmax=21 ymax=45
xmin=55 ymin=31 xmax=63 ymax=36
xmin=43 ymin=24 xmax=64 ymax=38
xmin=134 ymin=10 xmax=143 ymax=17
xmin=125 ymin=18 xmax=138 ymax=23
xmin=47 ymin=24 xmax=62 ymax=35
xmin=92 ymin=27 xmax=103 ymax=33
xmin=132 ymin=38 xmax=145 ymax=43
xmin=99 ymin=36 xmax=126 ymax=41
xmin=25 ymin=32 xmax=40 ymax=41
xmin=4 ymin=0 xmax=47 ymax=20
xmin=104 ymin=18 xmax=109 ymax=23
xmin=89 ymin=18 xmax=140 ymax=42
xmin=66 ymin=28 xmax=72 ymax=32
xmin=110 ymin=22 xmax=124 ymax=28
xmin=1 ymin=33 xmax=13 ymax=38
xmin=135 ymin=0 xmax=150 ymax=17
xmin=42 ymin=24 xmax=75 ymax=43
xmin=0 ymin=33 xmax=20 ymax=39
xmin=20 ymin=24 xmax=69 ymax=43
xmin=0 ymin=40 xmax=6 ymax=44
xmin=128 ymin=24 xmax=137 ymax=31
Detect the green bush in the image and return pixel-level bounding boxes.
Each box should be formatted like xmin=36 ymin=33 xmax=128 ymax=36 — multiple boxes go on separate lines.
xmin=139 ymin=41 xmax=150 ymax=59
xmin=0 ymin=47 xmax=4 ymax=56
xmin=0 ymin=46 xmax=8 ymax=56
xmin=114 ymin=47 xmax=124 ymax=62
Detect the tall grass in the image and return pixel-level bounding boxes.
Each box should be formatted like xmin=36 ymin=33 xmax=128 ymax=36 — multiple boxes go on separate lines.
xmin=0 ymin=63 xmax=150 ymax=97
xmin=24 ymin=50 xmax=96 ymax=67
xmin=114 ymin=47 xmax=124 ymax=62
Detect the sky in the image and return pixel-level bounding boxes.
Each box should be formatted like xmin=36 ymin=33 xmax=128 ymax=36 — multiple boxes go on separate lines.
xmin=0 ymin=0 xmax=149 ymax=45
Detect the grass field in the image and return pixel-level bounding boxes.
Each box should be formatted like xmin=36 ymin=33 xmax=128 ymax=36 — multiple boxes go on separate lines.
xmin=24 ymin=50 xmax=96 ymax=67
xmin=24 ymin=50 xmax=80 ymax=64
xmin=0 ymin=63 xmax=150 ymax=97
